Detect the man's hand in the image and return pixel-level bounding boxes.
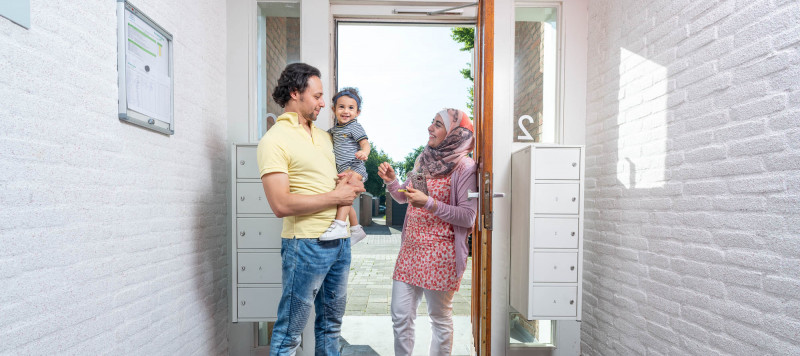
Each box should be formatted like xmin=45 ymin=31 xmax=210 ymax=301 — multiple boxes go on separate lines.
xmin=404 ymin=182 xmax=429 ymax=208
xmin=337 ymin=171 xmax=353 ymax=183
xmin=332 ymin=171 xmax=365 ymax=206
xmin=262 ymin=171 xmax=364 ymax=218
xmin=377 ymin=162 xmax=396 ymax=183
xmin=355 ymin=150 xmax=368 ymax=161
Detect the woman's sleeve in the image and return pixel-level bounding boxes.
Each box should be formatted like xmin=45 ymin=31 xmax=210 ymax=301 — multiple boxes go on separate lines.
xmin=386 ymin=179 xmax=410 ymax=204
xmin=424 ymin=162 xmax=478 ymax=228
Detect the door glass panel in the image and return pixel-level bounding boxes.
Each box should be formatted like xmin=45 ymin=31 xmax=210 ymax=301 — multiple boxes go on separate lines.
xmin=256 ymin=2 xmax=300 ymax=140
xmin=509 ymin=313 xmax=554 ymax=346
xmin=510 ymin=5 xmax=560 ymax=349
xmin=513 ymin=7 xmax=558 ymax=143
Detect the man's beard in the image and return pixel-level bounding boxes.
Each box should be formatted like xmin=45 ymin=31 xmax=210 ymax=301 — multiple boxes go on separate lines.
xmin=299 ymin=98 xmax=317 ymax=121
xmin=305 ymin=110 xmax=317 ymax=121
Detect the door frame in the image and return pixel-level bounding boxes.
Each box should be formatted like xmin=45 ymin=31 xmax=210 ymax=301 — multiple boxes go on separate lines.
xmin=331 ymin=2 xmax=494 ymax=355
xmin=229 ymin=0 xmax=589 ymax=354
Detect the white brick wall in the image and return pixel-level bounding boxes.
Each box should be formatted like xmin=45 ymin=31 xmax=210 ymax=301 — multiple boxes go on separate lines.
xmin=583 ymin=0 xmax=800 ymax=355
xmin=0 ymin=1 xmax=229 ymax=354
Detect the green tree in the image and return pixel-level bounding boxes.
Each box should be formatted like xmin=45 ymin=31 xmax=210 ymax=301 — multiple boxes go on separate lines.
xmin=451 ymin=27 xmax=474 ymax=52
xmin=364 ymin=142 xmax=393 ymax=198
xmin=450 ymin=27 xmax=475 ymax=118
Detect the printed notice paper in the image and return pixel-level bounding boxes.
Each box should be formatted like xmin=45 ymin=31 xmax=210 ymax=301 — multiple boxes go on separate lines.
xmin=125 ymin=8 xmax=171 ymax=123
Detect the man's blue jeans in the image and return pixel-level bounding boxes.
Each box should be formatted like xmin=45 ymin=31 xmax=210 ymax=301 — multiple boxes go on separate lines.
xmin=270 ymin=237 xmax=351 ymax=355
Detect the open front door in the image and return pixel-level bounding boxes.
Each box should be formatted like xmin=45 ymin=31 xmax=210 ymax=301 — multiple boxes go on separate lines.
xmin=471 ymin=0 xmax=494 ymax=354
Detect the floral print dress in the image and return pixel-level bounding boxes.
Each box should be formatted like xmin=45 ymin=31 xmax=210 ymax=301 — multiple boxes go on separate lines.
xmin=392 ymin=176 xmax=460 ymax=292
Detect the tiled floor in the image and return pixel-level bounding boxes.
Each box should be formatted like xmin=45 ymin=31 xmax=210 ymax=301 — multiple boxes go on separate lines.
xmin=340 ymin=316 xmax=474 ymax=355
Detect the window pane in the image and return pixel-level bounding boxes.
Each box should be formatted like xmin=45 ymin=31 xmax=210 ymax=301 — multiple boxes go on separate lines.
xmin=513 ymin=7 xmax=558 ymax=143
xmin=257 ymin=2 xmax=300 ymax=140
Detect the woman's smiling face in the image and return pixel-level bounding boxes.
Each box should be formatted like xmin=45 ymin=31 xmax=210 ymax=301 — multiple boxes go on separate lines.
xmin=428 ymin=114 xmax=448 ymax=148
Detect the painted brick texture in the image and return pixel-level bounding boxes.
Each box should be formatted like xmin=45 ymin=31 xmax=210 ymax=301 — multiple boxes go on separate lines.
xmin=583 ymin=0 xmax=800 ymax=355
xmin=0 ymin=1 xmax=229 ymax=354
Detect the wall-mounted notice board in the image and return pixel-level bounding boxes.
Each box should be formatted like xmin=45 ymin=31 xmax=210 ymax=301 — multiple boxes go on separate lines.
xmin=0 ymin=0 xmax=31 ymax=29
xmin=117 ymin=1 xmax=174 ymax=135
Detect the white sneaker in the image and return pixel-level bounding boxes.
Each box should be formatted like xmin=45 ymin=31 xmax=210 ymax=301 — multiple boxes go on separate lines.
xmin=350 ymin=225 xmax=367 ymax=245
xmin=319 ymin=220 xmax=348 ymax=241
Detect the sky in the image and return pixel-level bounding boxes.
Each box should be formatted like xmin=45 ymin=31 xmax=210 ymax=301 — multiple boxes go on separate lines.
xmin=336 ymin=24 xmax=473 ymax=162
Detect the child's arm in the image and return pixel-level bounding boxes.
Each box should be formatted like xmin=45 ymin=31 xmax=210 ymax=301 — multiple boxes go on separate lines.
xmin=355 ymin=139 xmax=370 ymax=161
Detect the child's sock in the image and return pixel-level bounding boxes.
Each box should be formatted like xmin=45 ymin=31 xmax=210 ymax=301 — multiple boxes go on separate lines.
xmin=319 ymin=220 xmax=348 ymax=240
xmin=350 ymin=224 xmax=367 ymax=245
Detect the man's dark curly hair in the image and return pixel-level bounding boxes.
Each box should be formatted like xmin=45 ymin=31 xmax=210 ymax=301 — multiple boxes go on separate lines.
xmin=272 ymin=63 xmax=322 ymax=108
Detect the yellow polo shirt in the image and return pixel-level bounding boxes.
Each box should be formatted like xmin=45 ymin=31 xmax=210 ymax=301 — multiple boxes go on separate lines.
xmin=256 ymin=112 xmax=338 ymax=238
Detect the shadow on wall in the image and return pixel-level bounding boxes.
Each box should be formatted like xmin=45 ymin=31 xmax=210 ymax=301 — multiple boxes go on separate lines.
xmin=582 ymin=1 xmax=799 ymax=354
xmin=190 ymin=124 xmax=230 ymax=350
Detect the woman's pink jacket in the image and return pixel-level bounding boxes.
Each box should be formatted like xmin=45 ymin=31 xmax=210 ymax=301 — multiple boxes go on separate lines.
xmin=386 ymin=157 xmax=478 ymax=279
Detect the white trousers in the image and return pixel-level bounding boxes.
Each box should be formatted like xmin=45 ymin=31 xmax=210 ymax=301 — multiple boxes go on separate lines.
xmin=391 ymin=280 xmax=456 ymax=356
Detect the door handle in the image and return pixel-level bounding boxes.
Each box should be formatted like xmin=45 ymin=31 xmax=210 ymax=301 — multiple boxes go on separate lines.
xmin=468 ymin=190 xmax=505 ymax=200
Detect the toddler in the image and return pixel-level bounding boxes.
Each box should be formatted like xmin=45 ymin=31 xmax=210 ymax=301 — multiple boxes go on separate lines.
xmin=319 ymin=87 xmax=369 ymax=244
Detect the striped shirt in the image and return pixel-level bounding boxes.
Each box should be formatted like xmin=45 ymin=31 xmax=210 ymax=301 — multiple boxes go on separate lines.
xmin=329 ymin=120 xmax=368 ymax=179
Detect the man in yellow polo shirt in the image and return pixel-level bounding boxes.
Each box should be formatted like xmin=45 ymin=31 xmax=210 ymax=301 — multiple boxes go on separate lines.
xmin=257 ymin=63 xmax=364 ymax=355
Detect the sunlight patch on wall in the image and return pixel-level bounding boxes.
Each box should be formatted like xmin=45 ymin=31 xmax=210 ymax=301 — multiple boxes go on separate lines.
xmin=616 ymin=48 xmax=668 ymax=189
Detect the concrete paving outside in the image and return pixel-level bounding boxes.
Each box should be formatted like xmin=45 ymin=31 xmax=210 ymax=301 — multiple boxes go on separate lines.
xmin=340 ymin=216 xmax=474 ymax=355
xmin=345 ymin=217 xmax=472 ymax=316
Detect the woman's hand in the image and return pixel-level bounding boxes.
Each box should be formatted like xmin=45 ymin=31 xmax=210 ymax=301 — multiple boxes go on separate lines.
xmin=404 ymin=182 xmax=429 ymax=208
xmin=377 ymin=162 xmax=396 ymax=183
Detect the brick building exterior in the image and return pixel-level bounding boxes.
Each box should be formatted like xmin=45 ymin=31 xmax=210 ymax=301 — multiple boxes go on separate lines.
xmin=265 ymin=16 xmax=300 ymax=117
xmin=514 ymin=21 xmax=545 ymax=142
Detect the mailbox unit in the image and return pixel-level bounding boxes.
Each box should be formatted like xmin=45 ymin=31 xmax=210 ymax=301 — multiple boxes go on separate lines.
xmin=510 ymin=144 xmax=585 ymax=320
xmin=231 ymin=143 xmax=283 ymax=322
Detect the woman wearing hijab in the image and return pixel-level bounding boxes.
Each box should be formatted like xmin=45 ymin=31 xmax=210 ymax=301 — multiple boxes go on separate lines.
xmin=377 ymin=108 xmax=479 ymax=355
